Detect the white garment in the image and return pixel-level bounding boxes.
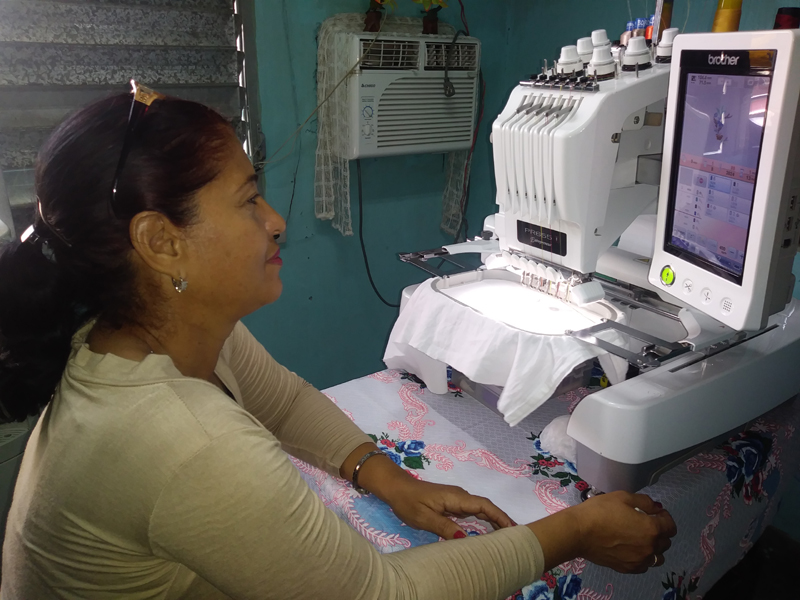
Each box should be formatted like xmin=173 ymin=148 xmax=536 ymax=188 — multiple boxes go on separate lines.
xmin=384 ymin=279 xmax=613 ymax=426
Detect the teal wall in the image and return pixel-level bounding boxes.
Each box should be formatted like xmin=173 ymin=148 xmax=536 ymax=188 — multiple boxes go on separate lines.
xmin=248 ymin=0 xmax=800 ymax=390
xmin=249 ymin=0 xmax=800 ymax=539
xmin=248 ymin=0 xmax=655 ymax=389
xmin=248 ymin=0 xmax=518 ymax=389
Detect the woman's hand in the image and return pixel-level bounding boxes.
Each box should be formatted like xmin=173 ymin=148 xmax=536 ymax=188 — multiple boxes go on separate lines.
xmin=340 ymin=442 xmax=514 ymax=538
xmin=384 ymin=477 xmax=516 ymax=539
xmin=574 ymin=491 xmax=677 ymax=573
xmin=528 ymin=491 xmax=678 ymax=573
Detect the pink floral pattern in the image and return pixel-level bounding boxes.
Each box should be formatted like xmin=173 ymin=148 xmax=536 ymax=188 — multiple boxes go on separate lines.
xmin=295 ymin=370 xmax=800 ymax=600
xmin=424 ymin=441 xmax=532 ymax=478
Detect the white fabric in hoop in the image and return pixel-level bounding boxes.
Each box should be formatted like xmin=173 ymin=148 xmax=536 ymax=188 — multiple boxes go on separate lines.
xmin=384 ymin=278 xmax=621 ymax=426
xmin=314 ymin=13 xmax=471 ymax=237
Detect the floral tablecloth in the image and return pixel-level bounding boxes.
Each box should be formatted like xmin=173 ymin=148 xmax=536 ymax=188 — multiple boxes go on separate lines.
xmin=294 ymin=369 xmax=800 ymax=600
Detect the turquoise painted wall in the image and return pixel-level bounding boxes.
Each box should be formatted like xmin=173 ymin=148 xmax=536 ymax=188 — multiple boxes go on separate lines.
xmin=248 ymin=0 xmax=516 ymax=389
xmin=249 ymin=0 xmax=800 ymax=539
xmin=247 ymin=0 xmax=488 ymax=389
xmin=247 ymin=0 xmax=645 ymax=389
xmin=248 ymin=0 xmax=800 ymax=390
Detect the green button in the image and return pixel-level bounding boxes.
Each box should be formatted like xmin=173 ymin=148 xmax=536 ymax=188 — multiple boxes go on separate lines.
xmin=660 ymin=266 xmax=675 ymax=286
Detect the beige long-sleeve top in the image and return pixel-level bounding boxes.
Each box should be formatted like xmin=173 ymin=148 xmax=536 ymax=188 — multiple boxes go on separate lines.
xmin=2 ymin=321 xmax=544 ymax=599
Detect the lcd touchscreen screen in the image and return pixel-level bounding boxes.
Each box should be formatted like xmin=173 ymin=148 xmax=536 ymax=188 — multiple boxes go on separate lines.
xmin=667 ymin=72 xmax=770 ymax=281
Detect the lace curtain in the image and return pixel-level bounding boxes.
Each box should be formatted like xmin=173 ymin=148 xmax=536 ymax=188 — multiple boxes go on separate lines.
xmin=314 ymin=13 xmax=472 ymax=237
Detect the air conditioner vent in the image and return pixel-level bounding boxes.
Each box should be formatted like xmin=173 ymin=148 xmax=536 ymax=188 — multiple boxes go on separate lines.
xmin=376 ymin=77 xmax=476 ymax=149
xmin=425 ymin=42 xmax=479 ymax=70
xmin=360 ymin=40 xmax=420 ymax=69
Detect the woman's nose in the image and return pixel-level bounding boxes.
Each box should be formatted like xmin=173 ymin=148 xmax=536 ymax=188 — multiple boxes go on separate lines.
xmin=262 ymin=200 xmax=286 ymax=239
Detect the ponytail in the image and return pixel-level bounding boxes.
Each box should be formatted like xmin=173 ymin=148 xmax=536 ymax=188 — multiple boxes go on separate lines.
xmin=0 ymin=92 xmax=231 ymax=422
xmin=0 ymin=238 xmax=84 ymax=421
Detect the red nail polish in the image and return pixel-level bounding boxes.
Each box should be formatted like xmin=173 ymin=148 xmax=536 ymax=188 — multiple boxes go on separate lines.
xmin=453 ymin=530 xmax=467 ymax=539
xmin=510 ymin=520 xmax=518 ymax=526
xmin=655 ymin=502 xmax=663 ymax=509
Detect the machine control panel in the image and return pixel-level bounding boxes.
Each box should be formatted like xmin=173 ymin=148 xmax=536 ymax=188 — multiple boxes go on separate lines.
xmin=665 ymin=70 xmax=766 ymax=285
xmin=649 ymin=30 xmax=800 ymax=331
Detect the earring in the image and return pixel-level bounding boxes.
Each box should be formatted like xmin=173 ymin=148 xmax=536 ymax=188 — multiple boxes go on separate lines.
xmin=172 ymin=277 xmax=188 ymax=293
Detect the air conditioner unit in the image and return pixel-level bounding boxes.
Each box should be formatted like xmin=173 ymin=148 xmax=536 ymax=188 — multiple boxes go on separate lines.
xmin=344 ymin=33 xmax=481 ymax=159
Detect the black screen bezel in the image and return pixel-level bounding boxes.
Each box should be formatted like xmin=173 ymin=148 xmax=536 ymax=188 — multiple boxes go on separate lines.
xmin=663 ymin=49 xmax=775 ymax=285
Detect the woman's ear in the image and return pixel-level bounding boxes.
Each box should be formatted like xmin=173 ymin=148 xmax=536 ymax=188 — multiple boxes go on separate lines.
xmin=129 ymin=211 xmax=184 ymax=277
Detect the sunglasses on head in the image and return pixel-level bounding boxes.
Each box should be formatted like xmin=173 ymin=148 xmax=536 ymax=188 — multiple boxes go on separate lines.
xmin=110 ymin=80 xmax=166 ymax=215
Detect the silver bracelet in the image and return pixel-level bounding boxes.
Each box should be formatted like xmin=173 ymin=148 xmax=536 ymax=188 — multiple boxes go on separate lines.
xmin=352 ymin=450 xmax=386 ymax=494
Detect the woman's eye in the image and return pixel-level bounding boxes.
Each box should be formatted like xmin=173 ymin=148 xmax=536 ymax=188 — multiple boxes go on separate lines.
xmin=246 ymin=194 xmax=259 ymax=205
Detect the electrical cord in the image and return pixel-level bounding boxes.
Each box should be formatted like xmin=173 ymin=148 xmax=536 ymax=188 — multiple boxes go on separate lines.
xmin=443 ymin=29 xmax=468 ymax=98
xmin=454 ymin=68 xmax=485 ymax=242
xmin=285 ymin=137 xmax=301 ymax=224
xmin=356 ymin=159 xmax=400 ymax=308
xmin=280 ymin=0 xmax=301 ymax=225
xmin=457 ymin=0 xmax=470 ymax=35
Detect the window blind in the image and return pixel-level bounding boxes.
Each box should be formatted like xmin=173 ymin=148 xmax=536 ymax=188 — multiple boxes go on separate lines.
xmin=0 ymin=0 xmax=257 ymax=236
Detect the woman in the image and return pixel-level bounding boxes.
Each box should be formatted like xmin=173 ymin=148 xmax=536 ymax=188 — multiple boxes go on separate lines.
xmin=0 ymin=88 xmax=676 ymax=599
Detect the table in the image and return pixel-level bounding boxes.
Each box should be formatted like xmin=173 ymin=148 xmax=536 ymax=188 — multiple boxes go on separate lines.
xmin=294 ymin=369 xmax=800 ymax=600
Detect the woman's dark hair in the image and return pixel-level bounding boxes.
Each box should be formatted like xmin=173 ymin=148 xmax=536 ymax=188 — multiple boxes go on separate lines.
xmin=0 ymin=94 xmax=233 ymax=421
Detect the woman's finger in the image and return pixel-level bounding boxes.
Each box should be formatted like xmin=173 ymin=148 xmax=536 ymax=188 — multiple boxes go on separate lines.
xmin=443 ymin=493 xmax=515 ymax=529
xmin=653 ymin=510 xmax=678 ymax=538
xmin=427 ymin=512 xmax=469 ymax=540
xmin=655 ymin=536 xmax=672 ymax=555
xmin=471 ymin=513 xmax=505 ymax=530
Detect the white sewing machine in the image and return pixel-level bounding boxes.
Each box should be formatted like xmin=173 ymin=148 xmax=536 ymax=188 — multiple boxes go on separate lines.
xmin=391 ymin=29 xmax=800 ymax=492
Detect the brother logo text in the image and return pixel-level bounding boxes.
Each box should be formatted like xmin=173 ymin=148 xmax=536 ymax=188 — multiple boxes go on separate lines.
xmin=708 ymin=54 xmax=740 ymax=65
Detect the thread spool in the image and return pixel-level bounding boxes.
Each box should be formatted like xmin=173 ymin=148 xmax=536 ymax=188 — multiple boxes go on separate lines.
xmin=711 ymin=0 xmax=743 ymax=33
xmin=633 ymin=17 xmax=648 ymax=38
xmin=658 ymin=0 xmax=675 ymax=42
xmin=645 ymin=14 xmax=655 ymax=40
xmin=774 ymin=7 xmax=800 ymax=29
xmin=620 ymin=21 xmax=634 ymax=47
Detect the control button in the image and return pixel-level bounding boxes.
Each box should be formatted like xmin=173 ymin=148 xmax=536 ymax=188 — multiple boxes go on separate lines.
xmin=362 ymin=106 xmax=373 ymax=118
xmin=682 ymin=279 xmax=693 ymax=294
xmin=720 ymin=297 xmax=734 ymax=315
xmin=660 ymin=265 xmax=675 ymax=286
xmin=361 ymin=124 xmax=373 ymax=136
xmin=701 ymin=288 xmax=713 ymax=304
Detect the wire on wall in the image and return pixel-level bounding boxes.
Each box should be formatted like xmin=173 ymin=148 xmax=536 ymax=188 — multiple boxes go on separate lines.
xmin=285 ymin=140 xmax=301 ymax=224
xmin=454 ymin=68 xmax=486 ymax=242
xmin=279 ymin=0 xmax=302 ymax=225
xmin=457 ymin=0 xmax=470 ymax=35
xmin=356 ymin=159 xmax=400 ymax=308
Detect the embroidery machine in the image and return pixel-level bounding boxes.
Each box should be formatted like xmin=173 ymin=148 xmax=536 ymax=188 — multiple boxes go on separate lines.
xmin=389 ymin=29 xmax=800 ymax=492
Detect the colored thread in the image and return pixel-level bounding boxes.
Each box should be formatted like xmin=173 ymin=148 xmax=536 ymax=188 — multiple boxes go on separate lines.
xmin=774 ymin=8 xmax=800 ymax=29
xmin=658 ymin=0 xmax=674 ymax=42
xmin=711 ymin=0 xmax=743 ymax=33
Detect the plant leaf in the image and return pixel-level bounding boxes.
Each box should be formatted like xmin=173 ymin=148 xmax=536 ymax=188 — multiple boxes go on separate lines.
xmin=403 ymin=456 xmax=424 ymax=470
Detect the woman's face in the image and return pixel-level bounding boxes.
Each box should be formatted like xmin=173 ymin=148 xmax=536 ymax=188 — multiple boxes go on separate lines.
xmin=182 ymin=134 xmax=286 ymax=319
